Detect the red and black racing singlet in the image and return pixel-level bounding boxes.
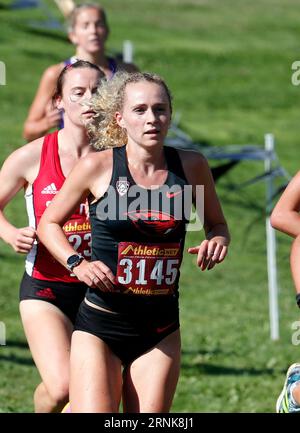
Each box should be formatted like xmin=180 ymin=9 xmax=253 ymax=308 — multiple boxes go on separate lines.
xmin=25 ymin=131 xmax=91 ymax=282
xmin=88 ymin=145 xmax=192 ymax=312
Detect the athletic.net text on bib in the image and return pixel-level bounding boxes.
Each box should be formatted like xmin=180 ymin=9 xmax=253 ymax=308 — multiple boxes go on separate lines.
xmin=116 ymin=241 xmax=182 ymax=295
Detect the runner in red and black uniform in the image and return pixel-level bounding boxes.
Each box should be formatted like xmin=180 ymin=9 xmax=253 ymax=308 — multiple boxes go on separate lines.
xmin=38 ymin=71 xmax=230 ymax=413
xmin=0 ymin=60 xmax=104 ymax=412
xmin=21 ymin=129 xmax=91 ymax=309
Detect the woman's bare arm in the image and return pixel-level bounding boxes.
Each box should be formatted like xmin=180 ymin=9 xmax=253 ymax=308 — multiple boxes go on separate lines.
xmin=0 ymin=140 xmax=42 ymax=252
xmin=270 ymin=171 xmax=300 ymax=238
xmin=23 ymin=64 xmax=63 ymax=141
xmin=180 ymin=150 xmax=230 ymax=271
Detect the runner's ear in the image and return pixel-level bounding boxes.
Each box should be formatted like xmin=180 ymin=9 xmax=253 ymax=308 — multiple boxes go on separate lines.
xmin=115 ymin=112 xmax=125 ymax=128
xmin=68 ymin=31 xmax=78 ymax=46
xmin=55 ymin=96 xmax=63 ymax=110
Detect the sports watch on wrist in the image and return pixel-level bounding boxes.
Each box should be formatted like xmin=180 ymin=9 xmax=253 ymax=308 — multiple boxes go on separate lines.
xmin=66 ymin=254 xmax=84 ymax=272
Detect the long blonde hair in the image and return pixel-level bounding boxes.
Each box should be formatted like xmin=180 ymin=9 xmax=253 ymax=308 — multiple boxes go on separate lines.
xmin=87 ymin=71 xmax=172 ymax=150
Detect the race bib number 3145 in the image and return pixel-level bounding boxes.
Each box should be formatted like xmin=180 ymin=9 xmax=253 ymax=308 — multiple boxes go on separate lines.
xmin=116 ymin=242 xmax=182 ymax=295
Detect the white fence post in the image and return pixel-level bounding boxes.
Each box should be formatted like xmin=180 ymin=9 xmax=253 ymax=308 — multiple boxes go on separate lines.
xmin=123 ymin=40 xmax=133 ymax=63
xmin=0 ymin=322 xmax=6 ymax=345
xmin=265 ymin=133 xmax=279 ymax=340
xmin=0 ymin=61 xmax=6 ymax=85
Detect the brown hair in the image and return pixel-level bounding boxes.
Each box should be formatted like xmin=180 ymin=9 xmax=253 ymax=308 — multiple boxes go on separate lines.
xmin=52 ymin=60 xmax=104 ymax=104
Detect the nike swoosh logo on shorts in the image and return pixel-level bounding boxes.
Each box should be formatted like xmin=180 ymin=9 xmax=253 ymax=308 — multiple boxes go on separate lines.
xmin=156 ymin=321 xmax=176 ymax=334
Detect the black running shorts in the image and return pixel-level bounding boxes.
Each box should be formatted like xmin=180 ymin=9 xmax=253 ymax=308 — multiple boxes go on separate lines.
xmin=74 ymin=299 xmax=180 ymax=365
xmin=19 ymin=272 xmax=88 ymax=324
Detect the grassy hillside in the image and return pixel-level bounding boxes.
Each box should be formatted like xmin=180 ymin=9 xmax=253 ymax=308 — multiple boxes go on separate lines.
xmin=1 ymin=0 xmax=300 ymax=412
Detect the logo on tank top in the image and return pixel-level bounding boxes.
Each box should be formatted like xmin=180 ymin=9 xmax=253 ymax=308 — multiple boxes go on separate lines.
xmin=166 ymin=190 xmax=183 ymax=199
xmin=126 ymin=210 xmax=180 ymax=237
xmin=41 ymin=183 xmax=57 ymax=195
xmin=116 ymin=180 xmax=130 ymax=196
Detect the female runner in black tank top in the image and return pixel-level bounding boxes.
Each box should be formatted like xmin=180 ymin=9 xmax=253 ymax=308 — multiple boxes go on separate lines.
xmin=38 ymin=71 xmax=230 ymax=413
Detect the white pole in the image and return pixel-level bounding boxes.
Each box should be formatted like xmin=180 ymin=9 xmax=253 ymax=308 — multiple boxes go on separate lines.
xmin=265 ymin=133 xmax=279 ymax=340
xmin=123 ymin=40 xmax=133 ymax=63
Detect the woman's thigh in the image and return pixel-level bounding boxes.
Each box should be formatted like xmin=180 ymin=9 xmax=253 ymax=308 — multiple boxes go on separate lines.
xmin=19 ymin=300 xmax=73 ymax=394
xmin=70 ymin=330 xmax=123 ymax=413
xmin=123 ymin=329 xmax=181 ymax=413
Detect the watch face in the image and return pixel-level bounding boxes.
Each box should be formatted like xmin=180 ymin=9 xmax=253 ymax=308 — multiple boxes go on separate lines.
xmin=67 ymin=254 xmax=82 ymax=269
xmin=68 ymin=255 xmax=79 ymax=265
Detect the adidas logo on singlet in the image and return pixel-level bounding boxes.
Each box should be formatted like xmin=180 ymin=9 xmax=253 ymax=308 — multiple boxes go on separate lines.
xmin=41 ymin=183 xmax=57 ymax=195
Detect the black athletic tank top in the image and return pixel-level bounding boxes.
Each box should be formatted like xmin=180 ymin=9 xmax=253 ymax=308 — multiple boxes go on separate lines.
xmin=87 ymin=145 xmax=191 ymax=313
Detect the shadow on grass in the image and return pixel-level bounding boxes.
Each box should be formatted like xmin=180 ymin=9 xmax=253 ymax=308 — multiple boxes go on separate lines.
xmin=181 ymin=362 xmax=277 ymax=376
xmin=21 ymin=49 xmax=64 ymax=63
xmin=182 ymin=348 xmax=225 ymax=356
xmin=0 ymin=353 xmax=34 ymax=366
xmin=0 ymin=340 xmax=33 ymax=365
xmin=6 ymin=340 xmax=29 ymax=349
xmin=218 ymin=191 xmax=265 ymax=213
xmin=15 ymin=24 xmax=68 ymax=43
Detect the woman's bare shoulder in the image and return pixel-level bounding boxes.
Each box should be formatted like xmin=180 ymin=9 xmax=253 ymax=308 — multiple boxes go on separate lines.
xmin=9 ymin=137 xmax=44 ymax=164
xmin=174 ymin=147 xmax=212 ymax=185
xmin=40 ymin=62 xmax=65 ymax=84
xmin=0 ymin=137 xmax=44 ymax=182
xmin=76 ymin=148 xmax=114 ymax=172
xmin=176 ymin=148 xmax=207 ymax=168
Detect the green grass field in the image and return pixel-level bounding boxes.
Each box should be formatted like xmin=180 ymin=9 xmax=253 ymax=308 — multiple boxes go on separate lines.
xmin=1 ymin=0 xmax=300 ymax=412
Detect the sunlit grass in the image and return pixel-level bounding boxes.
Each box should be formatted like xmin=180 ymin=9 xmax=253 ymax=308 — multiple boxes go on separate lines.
xmin=0 ymin=0 xmax=300 ymax=412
